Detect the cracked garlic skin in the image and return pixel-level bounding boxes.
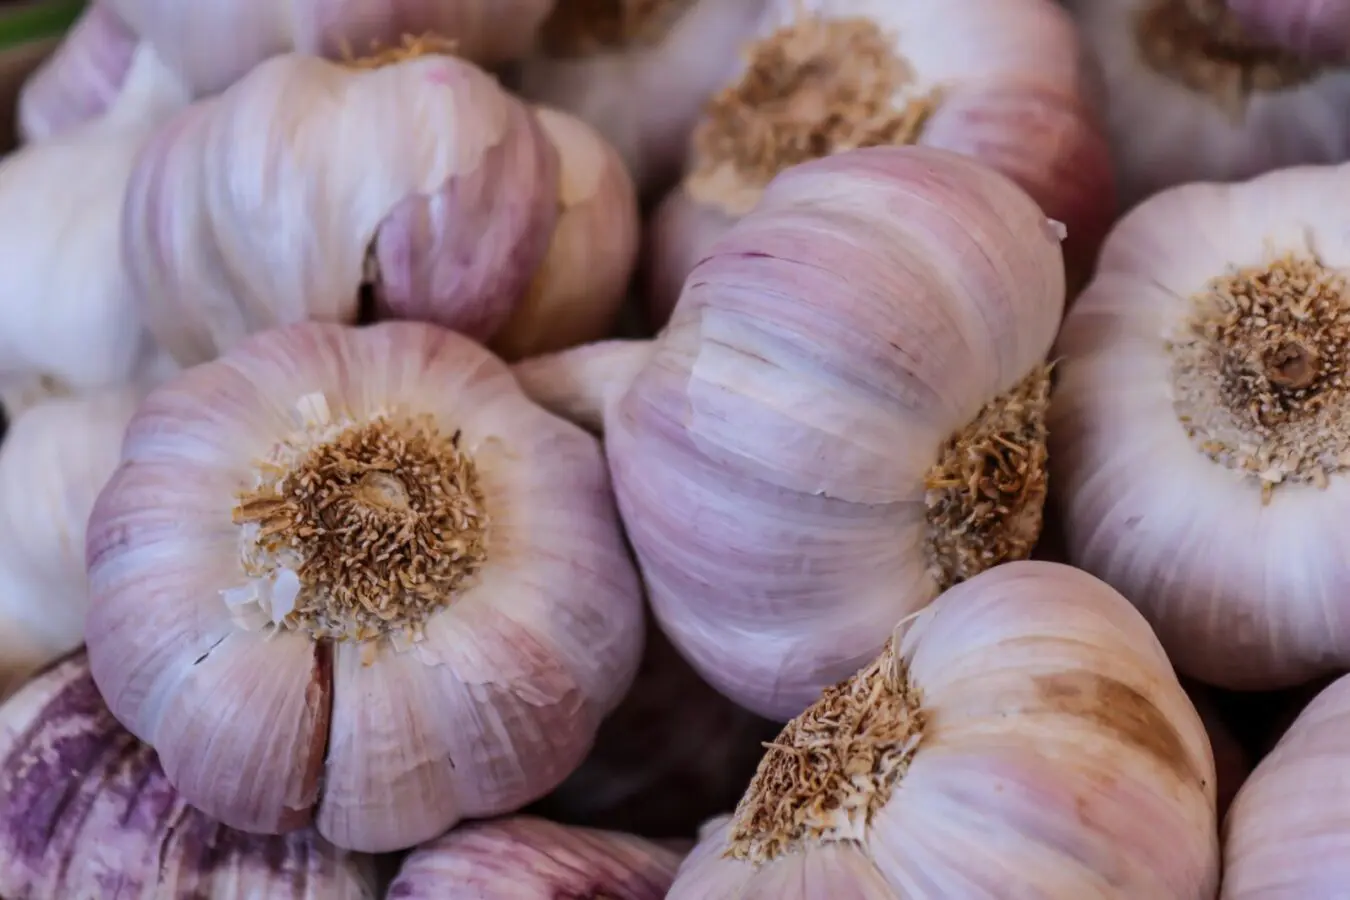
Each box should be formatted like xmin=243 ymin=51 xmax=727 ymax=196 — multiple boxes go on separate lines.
xmin=1223 ymin=0 xmax=1350 ymax=61
xmin=1051 ymin=163 xmax=1350 ymax=690
xmin=518 ymin=0 xmax=771 ymax=198
xmin=387 ymin=815 xmax=682 ymax=898
xmin=644 ymin=0 xmax=1115 ymax=328
xmin=122 ymin=50 xmax=560 ymax=368
xmin=0 ymin=652 xmax=377 ymax=899
xmin=514 ymin=146 xmax=1065 ymax=720
xmin=666 ymin=562 xmax=1219 ymax=899
xmin=83 ymin=321 xmax=645 ymax=853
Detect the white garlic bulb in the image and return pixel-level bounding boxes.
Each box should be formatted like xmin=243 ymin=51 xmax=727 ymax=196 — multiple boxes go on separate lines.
xmin=1067 ymin=0 xmax=1350 ymax=207
xmin=0 ymin=652 xmax=378 ymax=899
xmin=666 ymin=561 xmax=1219 ymax=898
xmin=1051 ymin=162 xmax=1350 ymax=689
xmin=84 ymin=320 xmax=646 ymax=853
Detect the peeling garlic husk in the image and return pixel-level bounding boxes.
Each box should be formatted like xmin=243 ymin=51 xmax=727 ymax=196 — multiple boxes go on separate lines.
xmin=122 ymin=50 xmax=560 ymax=368
xmin=515 ymin=146 xmax=1065 ymax=720
xmin=644 ymin=0 xmax=1115 ymax=327
xmin=1050 ymin=163 xmax=1350 ymax=689
xmin=1067 ymin=0 xmax=1350 ymax=208
xmin=517 ymin=0 xmax=772 ymax=197
xmin=0 ymin=652 xmax=378 ymax=899
xmin=387 ymin=815 xmax=683 ymax=898
xmin=84 ymin=320 xmax=646 ymax=853
xmin=1222 ymin=0 xmax=1350 ymax=61
xmin=666 ymin=561 xmax=1219 ymax=898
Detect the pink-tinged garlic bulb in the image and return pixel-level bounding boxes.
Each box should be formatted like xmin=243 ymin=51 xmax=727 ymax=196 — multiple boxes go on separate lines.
xmin=387 ymin=816 xmax=683 ymax=898
xmin=84 ymin=321 xmax=645 ymax=853
xmin=0 ymin=652 xmax=377 ymax=899
xmin=122 ymin=48 xmax=559 ymax=368
xmin=644 ymin=0 xmax=1115 ymax=327
xmin=1222 ymin=673 xmax=1350 ymax=897
xmin=517 ymin=0 xmax=771 ymax=197
xmin=1224 ymin=0 xmax=1350 ymax=61
xmin=666 ymin=562 xmax=1219 ymax=898
xmin=1067 ymin=0 xmax=1350 ymax=207
xmin=514 ymin=146 xmax=1065 ymax=720
xmin=1051 ymin=163 xmax=1350 ymax=690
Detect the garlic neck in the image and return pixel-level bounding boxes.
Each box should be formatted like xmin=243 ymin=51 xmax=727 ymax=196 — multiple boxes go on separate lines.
xmin=342 ymin=33 xmax=459 ymax=70
xmin=539 ymin=0 xmax=698 ymax=57
xmin=685 ymin=14 xmax=939 ymax=216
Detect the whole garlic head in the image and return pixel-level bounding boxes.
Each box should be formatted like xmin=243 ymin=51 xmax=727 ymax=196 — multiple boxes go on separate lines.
xmin=666 ymin=562 xmax=1219 ymax=898
xmin=0 ymin=652 xmax=377 ymax=899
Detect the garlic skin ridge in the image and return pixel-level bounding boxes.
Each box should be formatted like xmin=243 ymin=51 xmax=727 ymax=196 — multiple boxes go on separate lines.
xmin=83 ymin=321 xmax=646 ymax=852
xmin=666 ymin=562 xmax=1218 ymax=899
xmin=0 ymin=652 xmax=378 ymax=900
xmin=121 ymin=51 xmax=560 ymax=368
xmin=1225 ymin=0 xmax=1350 ymax=61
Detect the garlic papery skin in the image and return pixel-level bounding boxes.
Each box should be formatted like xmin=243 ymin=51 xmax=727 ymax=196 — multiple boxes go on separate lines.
xmin=490 ymin=106 xmax=641 ymax=362
xmin=515 ymin=145 xmax=1066 ymax=720
xmin=666 ymin=561 xmax=1219 ymax=899
xmin=387 ymin=815 xmax=683 ymax=898
xmin=1049 ymin=163 xmax=1350 ymax=689
xmin=84 ymin=320 xmax=645 ymax=853
xmin=0 ymin=652 xmax=378 ymax=899
xmin=121 ymin=50 xmax=560 ymax=369
xmin=517 ymin=0 xmax=772 ymax=198
xmin=1224 ymin=0 xmax=1350 ymax=61
xmin=643 ymin=0 xmax=1115 ymax=327
xmin=1067 ymin=0 xmax=1350 ymax=209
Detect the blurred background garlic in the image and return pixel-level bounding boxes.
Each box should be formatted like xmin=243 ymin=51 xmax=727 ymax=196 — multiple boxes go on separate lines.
xmin=1051 ymin=162 xmax=1350 ymax=690
xmin=667 ymin=562 xmax=1219 ymax=898
xmin=1067 ymin=0 xmax=1350 ymax=208
xmin=643 ymin=0 xmax=1114 ymax=327
xmin=515 ymin=146 xmax=1066 ymax=720
xmin=0 ymin=652 xmax=378 ymax=899
xmin=516 ymin=0 xmax=771 ymax=198
xmin=1221 ymin=0 xmax=1350 ymax=61
xmin=386 ymin=815 xmax=683 ymax=898
xmin=84 ymin=321 xmax=645 ymax=853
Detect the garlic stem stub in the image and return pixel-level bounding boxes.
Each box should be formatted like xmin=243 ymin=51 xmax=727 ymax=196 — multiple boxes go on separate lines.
xmin=666 ymin=562 xmax=1219 ymax=899
xmin=121 ymin=49 xmax=560 ymax=368
xmin=386 ymin=815 xmax=683 ymax=898
xmin=1223 ymin=0 xmax=1350 ymax=61
xmin=0 ymin=652 xmax=378 ymax=899
xmin=643 ymin=0 xmax=1115 ymax=327
xmin=83 ymin=321 xmax=646 ymax=852
xmin=515 ymin=145 xmax=1066 ymax=720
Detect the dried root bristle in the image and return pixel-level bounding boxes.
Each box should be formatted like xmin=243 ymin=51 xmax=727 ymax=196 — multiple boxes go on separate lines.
xmin=923 ymin=365 xmax=1052 ymax=593
xmin=1169 ymin=253 xmax=1350 ymax=503
xmin=340 ymin=32 xmax=459 ymax=70
xmin=686 ymin=14 xmax=940 ymax=216
xmin=725 ymin=641 xmax=924 ymax=865
xmin=233 ymin=409 xmax=488 ymax=642
xmin=539 ymin=0 xmax=697 ymax=57
xmin=1135 ymin=0 xmax=1322 ymax=120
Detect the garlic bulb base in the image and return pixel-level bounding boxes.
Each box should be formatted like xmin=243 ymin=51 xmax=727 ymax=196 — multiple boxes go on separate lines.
xmin=338 ymin=33 xmax=460 ymax=70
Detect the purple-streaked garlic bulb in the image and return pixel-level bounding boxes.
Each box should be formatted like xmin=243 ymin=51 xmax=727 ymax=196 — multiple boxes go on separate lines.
xmin=1223 ymin=0 xmax=1350 ymax=61
xmin=666 ymin=562 xmax=1219 ymax=898
xmin=517 ymin=0 xmax=771 ymax=197
xmin=83 ymin=321 xmax=645 ymax=853
xmin=1222 ymin=673 xmax=1350 ymax=896
xmin=644 ymin=0 xmax=1115 ymax=328
xmin=514 ymin=146 xmax=1065 ymax=720
xmin=0 ymin=652 xmax=377 ymax=899
xmin=386 ymin=816 xmax=683 ymax=898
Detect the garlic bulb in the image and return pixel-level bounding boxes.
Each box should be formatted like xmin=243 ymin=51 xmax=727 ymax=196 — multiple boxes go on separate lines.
xmin=644 ymin=0 xmax=1115 ymax=326
xmin=1050 ymin=162 xmax=1350 ymax=689
xmin=1223 ymin=0 xmax=1350 ymax=60
xmin=0 ymin=651 xmax=377 ymax=899
xmin=1067 ymin=0 xmax=1350 ymax=208
xmin=387 ymin=815 xmax=683 ymax=898
xmin=515 ymin=145 xmax=1066 ymax=720
xmin=1188 ymin=686 xmax=1249 ymax=820
xmin=84 ymin=320 xmax=645 ymax=852
xmin=122 ymin=48 xmax=560 ymax=368
xmin=517 ymin=0 xmax=772 ymax=197
xmin=666 ymin=561 xmax=1219 ymax=898
xmin=1221 ymin=673 xmax=1350 ymax=897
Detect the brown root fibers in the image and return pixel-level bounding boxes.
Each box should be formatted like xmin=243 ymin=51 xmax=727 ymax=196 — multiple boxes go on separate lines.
xmin=539 ymin=0 xmax=697 ymax=57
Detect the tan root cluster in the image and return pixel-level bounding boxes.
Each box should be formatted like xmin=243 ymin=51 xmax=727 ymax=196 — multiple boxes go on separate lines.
xmin=923 ymin=365 xmax=1053 ymax=593
xmin=340 ymin=32 xmax=459 ymax=70
xmin=1170 ymin=253 xmax=1350 ymax=502
xmin=1135 ymin=0 xmax=1322 ymax=119
xmin=686 ymin=14 xmax=939 ymax=215
xmin=233 ymin=409 xmax=489 ymax=641
xmin=726 ymin=640 xmax=925 ymax=865
xmin=539 ymin=0 xmax=697 ymax=57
